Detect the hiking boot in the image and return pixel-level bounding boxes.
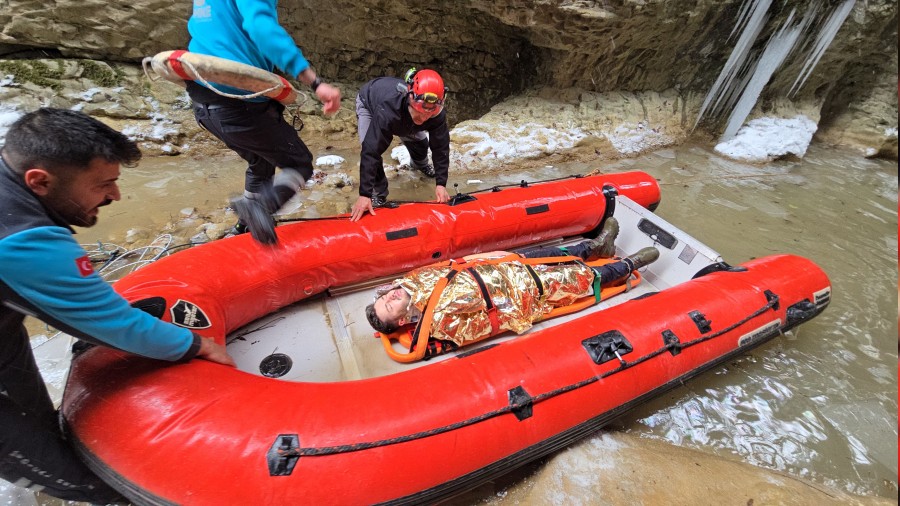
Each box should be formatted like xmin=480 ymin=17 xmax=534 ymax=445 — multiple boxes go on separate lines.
xmin=586 ymin=217 xmax=620 ymax=259
xmin=230 ymin=196 xmax=277 ymax=245
xmin=414 ymin=163 xmax=436 ymax=178
xmin=623 ymin=247 xmax=660 ymax=272
xmin=370 ymin=195 xmax=388 ymax=208
xmin=226 ymin=221 xmax=248 ymax=237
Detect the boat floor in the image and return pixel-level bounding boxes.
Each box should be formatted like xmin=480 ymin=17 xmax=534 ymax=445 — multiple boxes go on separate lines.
xmin=226 ymin=197 xmax=724 ymax=382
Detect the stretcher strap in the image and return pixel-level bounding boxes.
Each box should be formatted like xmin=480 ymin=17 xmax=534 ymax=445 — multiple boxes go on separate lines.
xmin=467 ymin=267 xmax=500 ymax=335
xmin=523 ymin=264 xmax=544 ymax=297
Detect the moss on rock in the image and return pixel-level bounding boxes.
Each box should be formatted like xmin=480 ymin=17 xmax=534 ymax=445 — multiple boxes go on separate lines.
xmin=79 ymin=59 xmax=124 ymax=87
xmin=0 ymin=59 xmax=65 ymax=90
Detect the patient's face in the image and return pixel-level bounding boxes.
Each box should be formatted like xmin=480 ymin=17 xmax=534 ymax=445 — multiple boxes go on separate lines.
xmin=374 ymin=286 xmax=412 ymax=326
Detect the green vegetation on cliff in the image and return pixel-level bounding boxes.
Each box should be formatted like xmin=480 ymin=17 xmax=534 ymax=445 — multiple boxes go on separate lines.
xmin=0 ymin=59 xmax=125 ymax=89
xmin=0 ymin=60 xmax=64 ymax=90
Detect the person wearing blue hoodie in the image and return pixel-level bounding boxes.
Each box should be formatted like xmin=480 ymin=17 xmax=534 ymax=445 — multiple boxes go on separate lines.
xmin=186 ymin=0 xmax=342 ymax=244
xmin=0 ymin=108 xmax=235 ymax=503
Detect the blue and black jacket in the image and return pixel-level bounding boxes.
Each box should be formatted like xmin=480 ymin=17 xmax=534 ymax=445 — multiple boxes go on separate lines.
xmin=357 ymin=77 xmax=451 ymax=197
xmin=0 ymin=156 xmax=200 ymax=362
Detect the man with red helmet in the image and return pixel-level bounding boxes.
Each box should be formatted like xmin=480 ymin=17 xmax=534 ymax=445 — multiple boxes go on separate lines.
xmin=350 ymin=69 xmax=451 ymax=221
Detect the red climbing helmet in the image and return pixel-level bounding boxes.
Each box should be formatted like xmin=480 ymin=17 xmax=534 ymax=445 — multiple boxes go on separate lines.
xmin=406 ymin=68 xmax=446 ymax=113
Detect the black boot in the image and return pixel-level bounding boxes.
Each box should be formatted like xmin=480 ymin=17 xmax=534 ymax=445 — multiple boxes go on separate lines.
xmin=225 ymin=221 xmax=248 ymax=238
xmin=370 ymin=194 xmax=388 ymax=208
xmin=233 ymin=171 xmax=306 ymax=245
xmin=230 ymin=196 xmax=277 ymax=245
xmin=412 ymin=162 xmax=436 ymax=177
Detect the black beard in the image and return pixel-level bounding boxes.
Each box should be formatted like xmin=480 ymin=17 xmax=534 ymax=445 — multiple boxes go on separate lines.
xmin=43 ymin=193 xmax=101 ymax=228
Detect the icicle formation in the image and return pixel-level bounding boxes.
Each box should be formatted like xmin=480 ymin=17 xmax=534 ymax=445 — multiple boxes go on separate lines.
xmin=693 ymin=0 xmax=772 ymax=131
xmin=694 ymin=0 xmax=857 ymax=140
xmin=721 ymin=7 xmax=811 ymax=140
xmin=788 ymin=0 xmax=856 ymax=97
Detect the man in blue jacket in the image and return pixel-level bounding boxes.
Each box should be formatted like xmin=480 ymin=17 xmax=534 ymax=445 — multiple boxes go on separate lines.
xmin=349 ymin=69 xmax=451 ymax=221
xmin=0 ymin=108 xmax=235 ymax=503
xmin=187 ymin=0 xmax=341 ymax=244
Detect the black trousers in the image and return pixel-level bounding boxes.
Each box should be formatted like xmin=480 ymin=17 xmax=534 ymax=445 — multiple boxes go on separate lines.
xmin=0 ymin=325 xmax=124 ymax=503
xmin=192 ymin=98 xmax=313 ymax=194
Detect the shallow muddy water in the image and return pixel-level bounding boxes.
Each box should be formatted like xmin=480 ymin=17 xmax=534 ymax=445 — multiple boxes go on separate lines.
xmin=595 ymin=144 xmax=898 ymax=499
xmin=15 ymin=140 xmax=899 ymax=504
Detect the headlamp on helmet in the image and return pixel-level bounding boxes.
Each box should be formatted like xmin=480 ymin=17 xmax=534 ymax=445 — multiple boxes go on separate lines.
xmin=406 ymin=68 xmax=447 ymax=113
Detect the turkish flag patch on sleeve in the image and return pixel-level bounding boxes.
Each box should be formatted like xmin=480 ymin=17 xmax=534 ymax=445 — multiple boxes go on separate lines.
xmin=76 ymin=255 xmax=94 ymax=276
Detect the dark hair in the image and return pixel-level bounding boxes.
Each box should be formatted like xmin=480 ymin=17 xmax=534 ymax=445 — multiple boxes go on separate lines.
xmin=365 ymin=303 xmax=399 ymax=334
xmin=2 ymin=108 xmax=141 ymax=175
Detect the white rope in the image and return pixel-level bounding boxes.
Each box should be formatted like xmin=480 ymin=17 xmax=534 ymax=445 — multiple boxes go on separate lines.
xmin=141 ymin=57 xmax=161 ymax=81
xmin=34 ymin=235 xmax=186 ymax=347
xmin=143 ymin=54 xmax=313 ymax=108
xmin=179 ymin=58 xmax=284 ymax=100
xmin=80 ymin=234 xmax=178 ymax=281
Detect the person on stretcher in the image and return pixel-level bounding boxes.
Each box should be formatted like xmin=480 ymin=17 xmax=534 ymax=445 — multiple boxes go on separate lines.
xmin=365 ymin=217 xmax=659 ymax=349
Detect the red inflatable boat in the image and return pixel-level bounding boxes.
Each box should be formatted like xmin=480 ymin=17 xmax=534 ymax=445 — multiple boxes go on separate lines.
xmin=61 ymin=171 xmax=830 ymax=505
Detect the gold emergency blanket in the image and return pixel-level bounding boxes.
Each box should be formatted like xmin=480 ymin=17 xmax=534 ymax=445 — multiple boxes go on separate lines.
xmin=397 ymin=259 xmax=594 ymax=346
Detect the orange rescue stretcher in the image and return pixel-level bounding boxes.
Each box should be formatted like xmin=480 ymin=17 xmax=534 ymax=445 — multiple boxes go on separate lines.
xmin=377 ymin=253 xmax=643 ymax=363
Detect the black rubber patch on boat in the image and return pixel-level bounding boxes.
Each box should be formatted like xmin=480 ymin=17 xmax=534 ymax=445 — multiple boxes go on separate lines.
xmin=130 ymin=297 xmax=166 ymax=319
xmin=582 ymin=330 xmax=633 ymax=365
xmin=267 ymin=434 xmax=300 ymax=476
xmin=449 ymin=193 xmax=476 ymax=206
xmin=525 ymin=204 xmax=549 ymax=215
xmin=386 ymin=227 xmax=418 ymax=240
xmin=692 ymin=262 xmax=748 ymax=279
xmin=585 ymin=186 xmax=619 ymax=240
xmin=662 ymin=330 xmax=681 ymax=356
xmin=764 ymin=290 xmax=780 ymax=310
xmin=601 ymin=185 xmax=618 ymax=222
xmin=637 ymin=218 xmax=677 ymax=249
xmin=169 ymin=299 xmax=212 ymax=329
xmin=260 ymin=353 xmax=293 ymax=378
xmin=689 ymin=311 xmax=712 ymax=333
xmin=508 ymin=386 xmax=533 ymax=421
xmin=786 ymin=300 xmax=817 ymax=327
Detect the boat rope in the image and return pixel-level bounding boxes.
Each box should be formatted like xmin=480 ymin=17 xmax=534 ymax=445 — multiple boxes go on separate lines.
xmin=280 ymin=294 xmax=780 ymax=458
xmin=80 ymin=235 xmax=196 ymax=281
xmin=275 ymin=173 xmax=590 ymax=224
xmin=179 ymin=57 xmax=283 ymax=101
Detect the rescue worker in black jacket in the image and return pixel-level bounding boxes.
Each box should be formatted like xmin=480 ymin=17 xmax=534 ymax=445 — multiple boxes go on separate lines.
xmin=350 ymin=69 xmax=451 ymax=221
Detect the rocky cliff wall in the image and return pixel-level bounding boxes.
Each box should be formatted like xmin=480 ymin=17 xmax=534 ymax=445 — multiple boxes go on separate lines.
xmin=0 ymin=0 xmax=896 ymax=160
